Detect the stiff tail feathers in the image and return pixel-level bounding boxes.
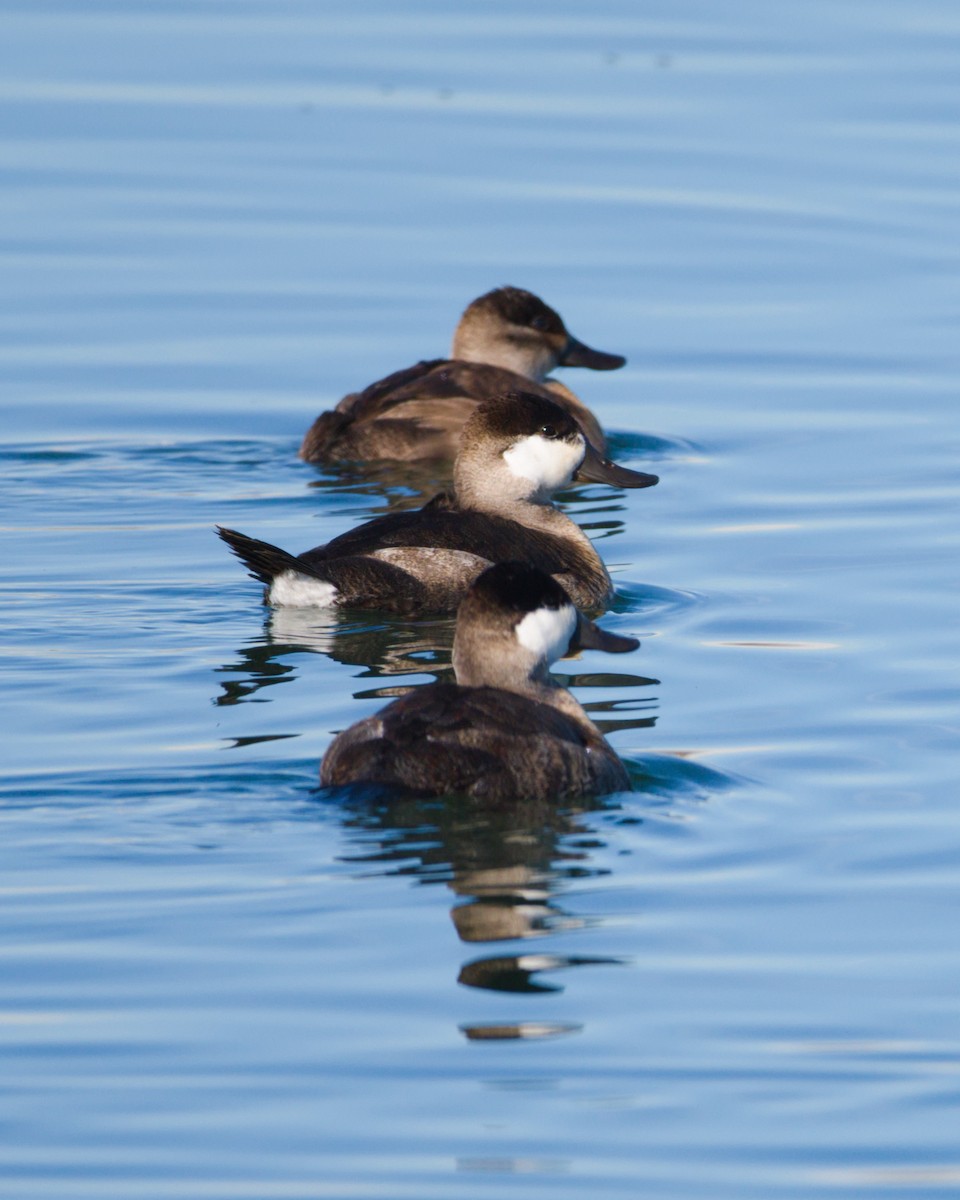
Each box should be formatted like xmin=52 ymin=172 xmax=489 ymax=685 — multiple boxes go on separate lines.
xmin=216 ymin=526 xmax=327 ymax=586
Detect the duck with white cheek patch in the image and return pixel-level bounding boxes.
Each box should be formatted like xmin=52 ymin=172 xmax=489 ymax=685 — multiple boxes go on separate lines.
xmin=320 ymin=561 xmax=638 ymax=803
xmin=218 ymin=391 xmax=658 ymax=616
xmin=299 ymin=286 xmax=626 ymax=465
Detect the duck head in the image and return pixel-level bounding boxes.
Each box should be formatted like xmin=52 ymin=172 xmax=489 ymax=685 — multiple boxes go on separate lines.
xmin=454 ymin=391 xmax=659 ymax=508
xmin=453 ymin=561 xmax=639 ymax=692
xmin=451 ymin=286 xmax=627 ymax=382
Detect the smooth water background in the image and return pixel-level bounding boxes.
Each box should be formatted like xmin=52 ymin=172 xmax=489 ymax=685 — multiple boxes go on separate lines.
xmin=2 ymin=2 xmax=960 ymax=1196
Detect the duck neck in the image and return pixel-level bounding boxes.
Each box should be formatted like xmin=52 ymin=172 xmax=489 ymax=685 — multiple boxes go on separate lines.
xmin=452 ymin=330 xmax=554 ymax=382
xmin=456 ymin=653 xmax=595 ymax=731
xmin=453 ymin=461 xmax=557 ymax=520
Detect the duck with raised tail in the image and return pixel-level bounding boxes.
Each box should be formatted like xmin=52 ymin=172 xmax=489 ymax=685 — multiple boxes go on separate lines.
xmin=320 ymin=561 xmax=637 ymax=802
xmin=299 ymin=286 xmax=626 ymax=464
xmin=219 ymin=391 xmax=658 ymax=616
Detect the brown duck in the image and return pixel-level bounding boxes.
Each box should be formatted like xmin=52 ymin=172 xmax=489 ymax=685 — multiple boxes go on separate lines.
xmin=300 ymin=286 xmax=626 ymax=464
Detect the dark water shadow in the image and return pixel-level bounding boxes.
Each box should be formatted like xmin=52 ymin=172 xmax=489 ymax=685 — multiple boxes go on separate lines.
xmin=606 ymin=429 xmax=703 ymax=461
xmin=609 ymin=581 xmax=704 ymax=617
xmin=625 ymin=752 xmax=744 ymax=800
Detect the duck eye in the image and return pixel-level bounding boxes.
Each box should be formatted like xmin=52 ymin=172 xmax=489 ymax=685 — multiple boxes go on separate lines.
xmin=530 ymin=315 xmax=550 ymax=331
xmin=540 ymin=424 xmax=558 ymax=439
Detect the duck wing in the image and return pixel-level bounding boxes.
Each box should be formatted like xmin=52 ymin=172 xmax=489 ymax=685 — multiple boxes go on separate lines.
xmin=302 ymin=508 xmax=586 ymax=580
xmin=334 ymin=358 xmax=449 ymax=419
xmin=340 ymin=361 xmax=536 ymax=421
xmin=300 ymin=359 xmax=445 ymax=461
xmin=344 ymin=361 xmax=606 ymax=453
xmin=300 ymin=361 xmax=584 ymax=463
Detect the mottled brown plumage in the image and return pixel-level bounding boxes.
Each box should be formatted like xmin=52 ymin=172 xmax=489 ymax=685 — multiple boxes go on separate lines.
xmin=300 ymin=287 xmax=624 ymax=464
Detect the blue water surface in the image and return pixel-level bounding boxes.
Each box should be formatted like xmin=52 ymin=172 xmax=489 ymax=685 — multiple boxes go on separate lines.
xmin=2 ymin=1 xmax=960 ymax=1197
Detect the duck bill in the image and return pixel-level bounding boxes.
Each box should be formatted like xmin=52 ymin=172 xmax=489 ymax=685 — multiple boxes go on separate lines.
xmin=576 ymin=441 xmax=659 ymax=488
xmin=560 ymin=335 xmax=626 ymax=371
xmin=569 ymin=613 xmax=639 ymax=655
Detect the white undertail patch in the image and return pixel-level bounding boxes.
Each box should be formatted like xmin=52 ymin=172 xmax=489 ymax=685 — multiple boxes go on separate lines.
xmin=515 ymin=603 xmax=577 ymax=665
xmin=268 ymin=570 xmax=339 ymax=608
xmin=503 ymin=434 xmax=585 ymax=495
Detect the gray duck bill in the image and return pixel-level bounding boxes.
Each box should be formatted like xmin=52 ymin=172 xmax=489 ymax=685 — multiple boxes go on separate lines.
xmin=576 ymin=441 xmax=659 ymax=488
xmin=569 ymin=613 xmax=640 ymax=655
xmin=559 ymin=335 xmax=626 ymax=371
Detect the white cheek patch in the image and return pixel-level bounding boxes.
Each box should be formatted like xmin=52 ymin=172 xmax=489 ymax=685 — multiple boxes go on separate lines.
xmin=515 ymin=603 xmax=577 ymax=664
xmin=503 ymin=434 xmax=585 ymax=493
xmin=268 ymin=570 xmax=339 ymax=608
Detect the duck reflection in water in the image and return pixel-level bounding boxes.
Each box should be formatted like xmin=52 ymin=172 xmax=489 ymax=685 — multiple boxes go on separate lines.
xmin=338 ymin=781 xmax=626 ymax=1016
xmin=215 ymin=607 xmax=456 ymax=707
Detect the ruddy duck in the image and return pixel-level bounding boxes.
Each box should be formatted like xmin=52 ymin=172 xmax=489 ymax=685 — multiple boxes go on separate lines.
xmin=219 ymin=391 xmax=658 ymax=615
xmin=320 ymin=561 xmax=636 ymax=802
xmin=299 ymin=286 xmax=625 ymax=464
